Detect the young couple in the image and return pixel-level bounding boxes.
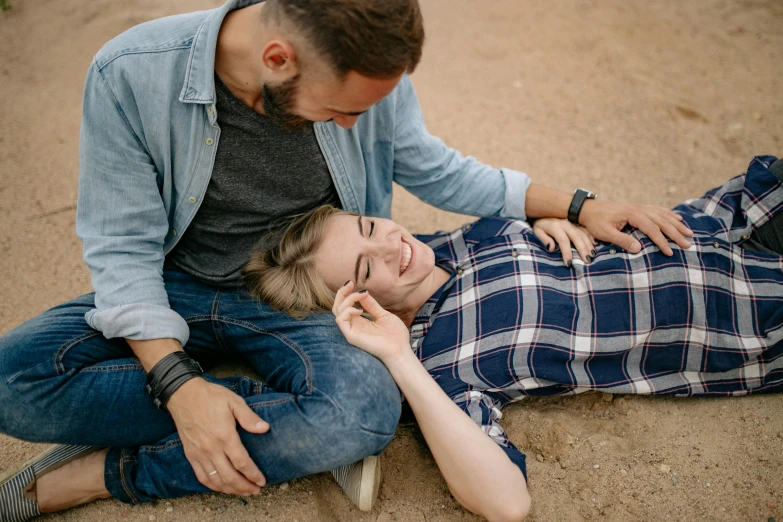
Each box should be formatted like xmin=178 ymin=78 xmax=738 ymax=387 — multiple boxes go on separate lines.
xmin=0 ymin=0 xmax=777 ymax=521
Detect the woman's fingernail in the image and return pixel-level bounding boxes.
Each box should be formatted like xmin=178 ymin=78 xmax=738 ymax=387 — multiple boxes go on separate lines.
xmin=586 ymin=255 xmax=592 ymax=263
xmin=546 ymin=243 xmax=551 ymax=250
xmin=565 ymin=260 xmax=573 ymax=268
xmin=343 ymin=280 xmax=351 ymax=286
xmin=591 ymin=249 xmax=597 ymax=257
xmin=359 ymin=289 xmax=368 ymax=294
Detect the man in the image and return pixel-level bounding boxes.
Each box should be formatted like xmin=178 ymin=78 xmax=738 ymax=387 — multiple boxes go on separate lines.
xmin=0 ymin=0 xmax=692 ymax=519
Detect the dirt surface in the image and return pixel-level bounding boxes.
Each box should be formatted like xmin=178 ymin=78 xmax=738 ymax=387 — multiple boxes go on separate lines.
xmin=1 ymin=0 xmax=782 ymax=520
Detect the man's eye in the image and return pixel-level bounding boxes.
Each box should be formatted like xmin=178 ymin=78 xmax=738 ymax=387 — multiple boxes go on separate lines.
xmin=369 ymin=220 xmax=375 ymax=237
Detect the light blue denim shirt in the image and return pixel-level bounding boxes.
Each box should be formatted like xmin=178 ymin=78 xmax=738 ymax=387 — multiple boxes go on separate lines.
xmin=76 ymin=0 xmax=531 ymax=346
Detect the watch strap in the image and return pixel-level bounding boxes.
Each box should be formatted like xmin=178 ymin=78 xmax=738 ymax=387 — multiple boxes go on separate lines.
xmin=568 ymin=189 xmax=594 ymax=225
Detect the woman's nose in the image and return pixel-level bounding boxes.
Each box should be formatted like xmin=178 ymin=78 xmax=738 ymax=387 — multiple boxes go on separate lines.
xmin=368 ymin=234 xmax=397 ymax=261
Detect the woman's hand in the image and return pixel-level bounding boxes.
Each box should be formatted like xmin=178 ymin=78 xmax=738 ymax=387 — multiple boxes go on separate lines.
xmin=532 ymin=218 xmax=598 ymax=266
xmin=332 ymin=281 xmax=411 ymax=364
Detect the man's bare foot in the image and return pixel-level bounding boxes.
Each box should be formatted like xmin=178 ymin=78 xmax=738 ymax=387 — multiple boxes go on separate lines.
xmin=36 ymin=448 xmax=111 ymax=513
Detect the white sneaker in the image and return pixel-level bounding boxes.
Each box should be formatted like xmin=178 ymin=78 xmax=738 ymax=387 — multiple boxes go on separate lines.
xmin=330 ymin=455 xmax=381 ymax=511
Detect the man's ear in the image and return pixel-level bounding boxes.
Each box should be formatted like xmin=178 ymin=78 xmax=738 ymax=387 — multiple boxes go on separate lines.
xmin=261 ymin=40 xmax=298 ymax=75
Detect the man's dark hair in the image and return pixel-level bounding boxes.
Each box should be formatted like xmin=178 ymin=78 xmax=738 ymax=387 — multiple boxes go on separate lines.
xmin=264 ymin=0 xmax=425 ymax=79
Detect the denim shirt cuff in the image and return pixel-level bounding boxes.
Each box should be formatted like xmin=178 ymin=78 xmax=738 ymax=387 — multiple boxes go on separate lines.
xmin=85 ymin=304 xmax=190 ymax=347
xmin=499 ymin=168 xmax=531 ymax=220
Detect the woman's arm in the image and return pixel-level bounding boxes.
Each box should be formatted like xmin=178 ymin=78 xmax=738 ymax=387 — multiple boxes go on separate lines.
xmin=386 ymin=348 xmax=530 ymax=522
xmin=332 ymin=284 xmax=530 ymax=522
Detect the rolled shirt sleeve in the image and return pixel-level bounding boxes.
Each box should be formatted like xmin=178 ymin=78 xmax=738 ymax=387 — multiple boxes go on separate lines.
xmin=451 ymin=390 xmax=528 ymax=480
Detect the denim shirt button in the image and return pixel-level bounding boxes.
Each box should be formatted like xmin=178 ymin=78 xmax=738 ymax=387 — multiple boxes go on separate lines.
xmin=456 ymin=268 xmax=464 ymax=275
xmin=741 ymin=233 xmax=750 ymax=240
xmin=172 ymin=229 xmax=177 ymax=236
xmin=511 ymin=251 xmax=519 ymax=258
xmin=188 ymin=197 xmax=197 ymax=203
xmin=205 ymin=137 xmax=214 ymax=146
xmin=713 ymin=241 xmax=720 ymax=249
xmin=609 ymin=248 xmax=617 ymax=255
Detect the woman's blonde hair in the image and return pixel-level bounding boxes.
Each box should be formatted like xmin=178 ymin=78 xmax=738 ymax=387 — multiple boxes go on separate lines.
xmin=243 ymin=205 xmax=355 ymax=318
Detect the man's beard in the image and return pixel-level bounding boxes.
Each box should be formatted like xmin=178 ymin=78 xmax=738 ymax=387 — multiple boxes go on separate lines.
xmin=261 ymin=74 xmax=312 ymax=130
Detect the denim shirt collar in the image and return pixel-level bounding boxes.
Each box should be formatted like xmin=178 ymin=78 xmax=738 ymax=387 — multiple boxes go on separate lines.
xmin=179 ymin=0 xmax=264 ymax=104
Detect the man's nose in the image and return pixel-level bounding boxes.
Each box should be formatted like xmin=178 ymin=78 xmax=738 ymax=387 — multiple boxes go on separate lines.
xmin=332 ymin=115 xmax=359 ymax=129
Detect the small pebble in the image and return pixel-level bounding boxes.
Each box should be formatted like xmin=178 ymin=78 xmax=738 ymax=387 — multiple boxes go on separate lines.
xmin=660 ymin=464 xmax=671 ymax=473
xmin=620 ymin=469 xmax=628 ymax=476
xmin=279 ymin=482 xmax=289 ymax=490
xmin=769 ymin=518 xmax=775 ymax=522
xmin=216 ymin=506 xmax=226 ymax=515
xmin=238 ymin=498 xmax=248 ymax=506
xmin=769 ymin=502 xmax=778 ymax=509
xmin=706 ymin=482 xmax=711 ymax=487
xmin=308 ymin=491 xmax=313 ymax=496
xmin=148 ymin=516 xmax=156 ymax=522
xmin=593 ymin=464 xmax=600 ymax=469
xmin=536 ymin=454 xmax=544 ymax=463
xmin=166 ymin=507 xmax=174 ymax=513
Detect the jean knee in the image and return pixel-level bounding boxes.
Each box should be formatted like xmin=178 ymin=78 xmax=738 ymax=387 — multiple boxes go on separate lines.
xmin=327 ymin=349 xmax=401 ymax=443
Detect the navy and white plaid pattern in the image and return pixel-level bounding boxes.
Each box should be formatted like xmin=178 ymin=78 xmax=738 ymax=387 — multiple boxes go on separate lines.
xmin=410 ymin=156 xmax=783 ymax=477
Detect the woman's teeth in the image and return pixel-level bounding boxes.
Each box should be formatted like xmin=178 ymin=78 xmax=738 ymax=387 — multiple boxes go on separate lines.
xmin=400 ymin=240 xmax=412 ymax=275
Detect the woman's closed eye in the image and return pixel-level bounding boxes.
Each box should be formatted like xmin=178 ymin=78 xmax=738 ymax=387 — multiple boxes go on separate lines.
xmin=365 ymin=220 xmax=375 ymax=282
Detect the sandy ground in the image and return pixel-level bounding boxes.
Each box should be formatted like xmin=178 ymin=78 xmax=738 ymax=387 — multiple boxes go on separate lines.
xmin=1 ymin=0 xmax=782 ymax=520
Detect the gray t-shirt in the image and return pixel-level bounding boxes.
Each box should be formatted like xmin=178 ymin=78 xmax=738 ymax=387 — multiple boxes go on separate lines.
xmin=165 ymin=75 xmax=341 ymax=287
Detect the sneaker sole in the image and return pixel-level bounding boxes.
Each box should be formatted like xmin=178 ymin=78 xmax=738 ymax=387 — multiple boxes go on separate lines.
xmin=358 ymin=455 xmax=381 ymax=512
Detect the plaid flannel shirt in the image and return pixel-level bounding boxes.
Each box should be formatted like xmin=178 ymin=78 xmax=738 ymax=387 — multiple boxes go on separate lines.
xmin=410 ymin=156 xmax=783 ymax=477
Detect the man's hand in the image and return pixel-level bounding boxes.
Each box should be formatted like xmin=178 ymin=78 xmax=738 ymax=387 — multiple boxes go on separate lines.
xmin=166 ymin=378 xmax=269 ymax=496
xmin=579 ymin=199 xmax=694 ymax=255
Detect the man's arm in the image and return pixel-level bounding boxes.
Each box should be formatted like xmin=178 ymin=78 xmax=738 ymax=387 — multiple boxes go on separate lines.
xmin=390 ymin=76 xmax=692 ymax=255
xmin=524 ymin=184 xmax=693 ymax=255
xmin=78 ymin=61 xmax=267 ymax=496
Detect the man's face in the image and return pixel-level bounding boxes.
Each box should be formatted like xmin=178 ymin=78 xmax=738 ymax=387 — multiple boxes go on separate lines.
xmin=262 ymin=69 xmax=403 ymax=130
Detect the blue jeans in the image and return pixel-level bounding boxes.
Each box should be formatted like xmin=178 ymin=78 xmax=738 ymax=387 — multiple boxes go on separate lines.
xmin=0 ymin=270 xmax=401 ymax=504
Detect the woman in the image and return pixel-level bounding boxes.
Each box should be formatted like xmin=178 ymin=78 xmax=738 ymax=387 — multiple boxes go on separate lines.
xmin=243 ymin=156 xmax=783 ymax=521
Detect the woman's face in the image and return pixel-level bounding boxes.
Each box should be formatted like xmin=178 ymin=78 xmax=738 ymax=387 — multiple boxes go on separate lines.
xmin=316 ymin=214 xmax=436 ymax=309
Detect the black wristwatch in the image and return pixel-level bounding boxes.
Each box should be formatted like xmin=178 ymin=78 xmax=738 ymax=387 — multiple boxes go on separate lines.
xmin=567 ymin=188 xmax=597 ymax=225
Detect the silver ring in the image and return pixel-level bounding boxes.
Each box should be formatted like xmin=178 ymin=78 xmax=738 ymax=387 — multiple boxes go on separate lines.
xmin=208 ymin=470 xmax=218 ymax=477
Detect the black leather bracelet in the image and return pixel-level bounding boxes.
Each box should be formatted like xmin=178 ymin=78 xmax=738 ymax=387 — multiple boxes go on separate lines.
xmin=145 ymin=352 xmax=203 ymax=410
